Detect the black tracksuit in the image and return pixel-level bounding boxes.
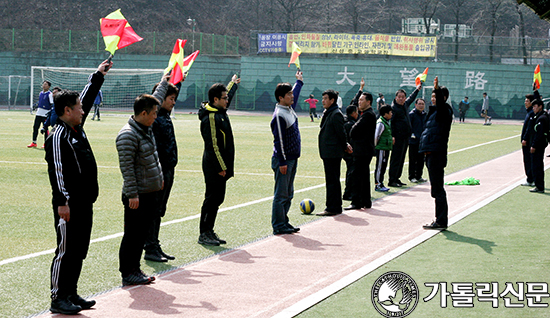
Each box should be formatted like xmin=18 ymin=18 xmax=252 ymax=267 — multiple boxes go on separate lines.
xmin=198 ymin=81 xmax=237 ymax=234
xmin=44 ymin=71 xmax=103 ymax=300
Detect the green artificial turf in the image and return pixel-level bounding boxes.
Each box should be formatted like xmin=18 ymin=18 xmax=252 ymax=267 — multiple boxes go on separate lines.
xmin=298 ymin=170 xmax=550 ymax=318
xmin=0 ymin=111 xmax=525 ymax=317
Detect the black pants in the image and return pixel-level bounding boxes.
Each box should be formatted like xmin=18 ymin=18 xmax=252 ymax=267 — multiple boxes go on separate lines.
xmin=200 ymin=173 xmax=227 ymax=234
xmin=523 ymin=146 xmax=534 ymax=184
xmin=343 ymin=156 xmax=354 ymax=200
xmin=374 ymin=149 xmax=390 ymax=184
xmin=322 ymin=158 xmax=343 ymax=213
xmin=351 ymin=155 xmax=372 ymax=208
xmin=50 ymin=203 xmax=93 ymax=300
xmin=408 ymin=143 xmax=425 ymax=181
xmin=389 ymin=137 xmax=408 ymax=184
xmin=531 ymin=149 xmax=546 ymax=190
xmin=119 ymin=192 xmax=159 ymax=277
xmin=144 ymin=167 xmax=174 ymax=253
xmin=425 ymin=152 xmax=448 ymax=226
xmin=32 ymin=115 xmax=47 ymax=143
xmin=459 ymin=112 xmax=466 ymax=122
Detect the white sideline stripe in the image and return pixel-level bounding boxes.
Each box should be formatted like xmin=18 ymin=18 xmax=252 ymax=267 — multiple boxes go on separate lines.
xmin=0 ymin=134 xmax=520 ymax=267
xmin=271 ymin=162 xmax=550 ymax=318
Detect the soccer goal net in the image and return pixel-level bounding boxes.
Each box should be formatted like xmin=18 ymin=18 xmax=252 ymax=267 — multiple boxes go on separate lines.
xmin=31 ymin=66 xmax=165 ymax=110
xmin=0 ymin=75 xmax=31 ymax=109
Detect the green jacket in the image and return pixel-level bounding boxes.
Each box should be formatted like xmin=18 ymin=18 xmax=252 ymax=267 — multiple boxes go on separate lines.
xmin=375 ymin=117 xmax=393 ymax=150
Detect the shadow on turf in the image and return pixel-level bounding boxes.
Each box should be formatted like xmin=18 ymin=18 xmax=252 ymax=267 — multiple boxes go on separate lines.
xmin=442 ymin=230 xmax=497 ymax=254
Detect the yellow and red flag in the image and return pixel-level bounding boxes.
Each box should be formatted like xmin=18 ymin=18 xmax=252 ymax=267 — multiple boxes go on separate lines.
xmin=164 ymin=39 xmax=187 ymax=84
xmin=415 ymin=67 xmax=429 ymax=86
xmin=288 ymin=42 xmax=302 ymax=70
xmin=181 ymin=50 xmax=200 ymax=75
xmin=534 ymin=64 xmax=542 ymax=90
xmin=100 ymin=9 xmax=143 ymax=55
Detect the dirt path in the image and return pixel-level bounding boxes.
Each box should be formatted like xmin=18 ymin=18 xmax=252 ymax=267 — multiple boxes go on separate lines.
xmin=39 ymin=150 xmax=547 ymax=318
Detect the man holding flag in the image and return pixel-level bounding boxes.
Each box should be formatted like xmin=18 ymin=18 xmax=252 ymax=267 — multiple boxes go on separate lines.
xmin=388 ymin=76 xmax=422 ymax=188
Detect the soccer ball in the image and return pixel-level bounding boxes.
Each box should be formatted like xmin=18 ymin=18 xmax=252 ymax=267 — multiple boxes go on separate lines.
xmin=300 ymin=199 xmax=315 ymax=214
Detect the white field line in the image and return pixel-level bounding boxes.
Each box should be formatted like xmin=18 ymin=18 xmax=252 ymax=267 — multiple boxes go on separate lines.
xmin=0 ymin=134 xmax=519 ymax=266
xmin=271 ymin=161 xmax=550 ymax=318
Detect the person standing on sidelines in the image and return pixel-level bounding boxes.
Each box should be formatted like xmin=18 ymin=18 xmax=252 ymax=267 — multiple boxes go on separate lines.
xmin=346 ymin=90 xmax=376 ymax=210
xmin=521 ymin=89 xmax=540 ymax=187
xmin=197 ymin=75 xmax=240 ymax=245
xmin=116 ymin=75 xmax=169 ymax=286
xmin=45 ymin=60 xmax=111 ymax=314
xmin=270 ymin=71 xmax=303 ymax=235
xmin=317 ymin=89 xmax=352 ymax=216
xmin=408 ymin=98 xmax=427 ymax=183
xmin=29 ymin=80 xmax=54 ymax=148
xmin=421 ymin=76 xmax=453 ymax=230
xmin=304 ymin=94 xmax=318 ymax=122
xmin=343 ymin=105 xmax=358 ymax=201
xmin=529 ymin=99 xmax=549 ymax=193
xmin=374 ymin=105 xmax=394 ymax=192
xmin=388 ymin=83 xmax=421 ymax=187
xmin=144 ymin=77 xmax=184 ymax=262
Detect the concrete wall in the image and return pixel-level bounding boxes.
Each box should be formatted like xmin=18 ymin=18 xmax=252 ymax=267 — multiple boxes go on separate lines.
xmin=1 ymin=51 xmax=544 ymax=119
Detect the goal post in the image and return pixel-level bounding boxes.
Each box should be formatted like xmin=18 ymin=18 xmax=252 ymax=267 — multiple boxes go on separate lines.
xmin=30 ymin=66 xmax=165 ymax=110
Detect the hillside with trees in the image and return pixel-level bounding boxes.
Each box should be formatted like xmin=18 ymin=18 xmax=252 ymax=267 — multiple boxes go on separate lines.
xmin=0 ymin=0 xmax=548 ymax=53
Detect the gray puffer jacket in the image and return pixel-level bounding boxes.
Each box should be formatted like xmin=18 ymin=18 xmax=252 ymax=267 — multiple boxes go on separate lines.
xmin=116 ymin=116 xmax=164 ymax=198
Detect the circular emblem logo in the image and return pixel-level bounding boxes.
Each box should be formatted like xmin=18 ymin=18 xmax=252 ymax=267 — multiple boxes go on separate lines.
xmin=371 ymin=271 xmax=419 ymax=317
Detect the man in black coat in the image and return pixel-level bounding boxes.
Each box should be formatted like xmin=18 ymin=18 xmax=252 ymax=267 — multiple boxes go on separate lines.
xmin=388 ymin=83 xmax=421 ymax=187
xmin=520 ymin=89 xmax=540 ymax=187
xmin=343 ymin=105 xmax=358 ymax=201
xmin=317 ymin=89 xmax=352 ymax=216
xmin=420 ymin=77 xmax=453 ymax=230
xmin=347 ymin=90 xmax=376 ymax=210
xmin=529 ymin=99 xmax=549 ymax=193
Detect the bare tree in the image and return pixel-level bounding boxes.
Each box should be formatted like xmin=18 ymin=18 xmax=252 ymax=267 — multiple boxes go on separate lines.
xmin=416 ymin=0 xmax=441 ymax=35
xmin=447 ymin=0 xmax=467 ymax=60
xmin=487 ymin=0 xmax=505 ymax=62
xmin=516 ymin=3 xmax=528 ymax=64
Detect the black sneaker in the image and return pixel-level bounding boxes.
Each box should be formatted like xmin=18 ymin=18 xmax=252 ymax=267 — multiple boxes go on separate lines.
xmin=198 ymin=232 xmax=220 ymax=246
xmin=50 ymin=297 xmax=82 ymax=315
xmin=529 ymin=187 xmax=545 ymax=193
xmin=122 ymin=271 xmax=152 ymax=286
xmin=287 ymin=224 xmax=300 ymax=232
xmin=273 ymin=227 xmax=295 ymax=235
xmin=68 ymin=294 xmax=96 ymax=310
xmin=209 ymin=231 xmax=227 ymax=244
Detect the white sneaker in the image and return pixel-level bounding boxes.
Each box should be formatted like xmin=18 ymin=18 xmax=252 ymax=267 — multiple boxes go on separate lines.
xmin=521 ymin=182 xmax=535 ymax=187
xmin=410 ymin=178 xmax=418 ymax=183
